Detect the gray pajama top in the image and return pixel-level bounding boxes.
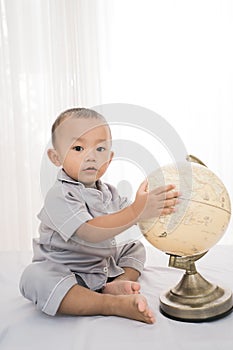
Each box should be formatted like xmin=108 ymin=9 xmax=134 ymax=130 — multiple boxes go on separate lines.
xmin=33 ymin=169 xmax=146 ymax=291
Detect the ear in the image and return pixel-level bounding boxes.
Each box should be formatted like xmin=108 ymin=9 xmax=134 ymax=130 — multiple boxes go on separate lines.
xmin=47 ymin=149 xmax=62 ymax=167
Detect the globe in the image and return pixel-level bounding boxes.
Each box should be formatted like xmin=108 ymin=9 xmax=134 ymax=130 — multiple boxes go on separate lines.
xmin=139 ymin=159 xmax=231 ymax=257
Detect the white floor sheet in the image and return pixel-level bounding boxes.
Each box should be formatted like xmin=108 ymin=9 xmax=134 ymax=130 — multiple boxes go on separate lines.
xmin=1 ymin=244 xmax=233 ymax=350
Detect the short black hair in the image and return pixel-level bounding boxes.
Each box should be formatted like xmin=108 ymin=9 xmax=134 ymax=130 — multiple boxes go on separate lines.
xmin=51 ymin=107 xmax=109 ymax=147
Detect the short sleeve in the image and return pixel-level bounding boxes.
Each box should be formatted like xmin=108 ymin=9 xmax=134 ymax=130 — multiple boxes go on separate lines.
xmin=38 ymin=183 xmax=92 ymax=242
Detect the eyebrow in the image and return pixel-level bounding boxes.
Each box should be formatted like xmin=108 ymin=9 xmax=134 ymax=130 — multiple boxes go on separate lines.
xmin=71 ymin=137 xmax=110 ymax=143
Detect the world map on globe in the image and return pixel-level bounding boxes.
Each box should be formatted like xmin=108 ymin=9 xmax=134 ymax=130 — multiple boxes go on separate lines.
xmin=139 ymin=160 xmax=231 ymax=257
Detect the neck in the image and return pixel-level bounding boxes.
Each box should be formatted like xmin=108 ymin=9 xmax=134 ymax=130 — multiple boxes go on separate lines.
xmin=84 ymin=181 xmax=98 ymax=189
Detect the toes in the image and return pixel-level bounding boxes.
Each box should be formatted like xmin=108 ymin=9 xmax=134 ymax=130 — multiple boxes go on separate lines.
xmin=136 ymin=297 xmax=155 ymax=323
xmin=137 ymin=298 xmax=147 ymax=313
xmin=144 ymin=309 xmax=155 ymax=323
xmin=132 ymin=282 xmax=141 ymax=293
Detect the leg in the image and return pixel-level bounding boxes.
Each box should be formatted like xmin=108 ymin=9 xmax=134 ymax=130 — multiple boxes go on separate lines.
xmin=102 ymin=267 xmax=141 ymax=295
xmin=57 ymin=284 xmax=155 ymax=324
xmin=114 ymin=267 xmax=140 ymax=281
xmin=103 ymin=240 xmax=146 ymax=296
xmin=19 ymin=261 xmax=79 ymax=316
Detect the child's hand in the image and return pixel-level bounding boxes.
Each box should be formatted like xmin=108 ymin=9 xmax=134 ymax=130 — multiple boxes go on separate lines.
xmin=131 ymin=180 xmax=180 ymax=221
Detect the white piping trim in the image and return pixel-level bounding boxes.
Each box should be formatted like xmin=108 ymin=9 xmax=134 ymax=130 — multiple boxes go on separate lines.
xmin=42 ymin=274 xmax=75 ymax=312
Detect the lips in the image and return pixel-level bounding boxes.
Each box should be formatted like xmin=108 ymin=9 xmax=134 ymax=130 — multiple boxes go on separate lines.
xmin=83 ymin=167 xmax=97 ymax=171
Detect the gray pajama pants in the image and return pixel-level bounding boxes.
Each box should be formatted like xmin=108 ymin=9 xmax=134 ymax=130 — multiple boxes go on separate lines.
xmin=19 ymin=240 xmax=146 ymax=316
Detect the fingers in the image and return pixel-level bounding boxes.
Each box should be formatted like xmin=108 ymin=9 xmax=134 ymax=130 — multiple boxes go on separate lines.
xmin=142 ymin=182 xmax=180 ymax=197
xmin=136 ymin=182 xmax=181 ymax=219
xmin=150 ymin=187 xmax=180 ymax=200
xmin=165 ymin=190 xmax=180 ymax=199
xmin=152 ymin=184 xmax=176 ymax=195
xmin=149 ymin=185 xmax=181 ymax=212
xmin=154 ymin=191 xmax=180 ymax=204
xmin=160 ymin=206 xmax=176 ymax=215
xmin=162 ymin=197 xmax=180 ymax=208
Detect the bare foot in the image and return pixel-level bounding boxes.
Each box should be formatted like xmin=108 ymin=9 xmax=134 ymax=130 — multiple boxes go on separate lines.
xmin=104 ymin=294 xmax=155 ymax=324
xmin=102 ymin=280 xmax=140 ymax=295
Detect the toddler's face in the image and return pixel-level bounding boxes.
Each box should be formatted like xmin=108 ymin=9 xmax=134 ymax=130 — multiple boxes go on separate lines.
xmin=55 ymin=118 xmax=113 ymax=187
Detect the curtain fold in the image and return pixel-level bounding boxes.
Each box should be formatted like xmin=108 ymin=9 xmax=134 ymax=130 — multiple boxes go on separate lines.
xmin=0 ymin=0 xmax=108 ymax=250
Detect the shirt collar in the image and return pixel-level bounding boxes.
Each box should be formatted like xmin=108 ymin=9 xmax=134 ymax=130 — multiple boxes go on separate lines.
xmin=57 ymin=168 xmax=104 ymax=190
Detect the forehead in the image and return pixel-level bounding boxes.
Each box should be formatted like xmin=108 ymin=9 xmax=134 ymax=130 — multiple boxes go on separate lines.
xmin=54 ymin=117 xmax=111 ymax=149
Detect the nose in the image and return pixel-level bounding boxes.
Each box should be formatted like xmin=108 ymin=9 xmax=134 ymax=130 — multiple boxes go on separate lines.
xmin=85 ymin=148 xmax=96 ymax=162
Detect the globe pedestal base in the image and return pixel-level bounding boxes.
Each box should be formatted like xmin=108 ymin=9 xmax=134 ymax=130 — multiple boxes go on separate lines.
xmin=160 ymin=254 xmax=233 ymax=322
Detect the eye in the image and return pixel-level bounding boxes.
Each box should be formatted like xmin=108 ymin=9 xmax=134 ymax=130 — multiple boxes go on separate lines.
xmin=97 ymin=146 xmax=106 ymax=152
xmin=73 ymin=145 xmax=84 ymax=152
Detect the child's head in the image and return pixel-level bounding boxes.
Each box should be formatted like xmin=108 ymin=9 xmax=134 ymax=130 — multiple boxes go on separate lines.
xmin=48 ymin=108 xmax=114 ymax=187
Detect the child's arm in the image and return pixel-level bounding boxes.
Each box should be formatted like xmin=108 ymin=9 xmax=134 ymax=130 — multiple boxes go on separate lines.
xmin=76 ymin=181 xmax=180 ymax=243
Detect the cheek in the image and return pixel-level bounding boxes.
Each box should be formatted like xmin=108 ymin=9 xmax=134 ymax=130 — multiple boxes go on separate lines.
xmin=98 ymin=158 xmax=110 ymax=175
xmin=63 ymin=154 xmax=82 ymax=171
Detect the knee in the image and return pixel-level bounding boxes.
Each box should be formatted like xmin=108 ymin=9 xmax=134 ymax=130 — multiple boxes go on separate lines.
xmin=19 ymin=261 xmax=77 ymax=315
xmin=19 ymin=263 xmax=41 ymax=303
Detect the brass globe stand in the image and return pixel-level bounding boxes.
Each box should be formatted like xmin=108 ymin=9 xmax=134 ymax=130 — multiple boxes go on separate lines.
xmin=160 ymin=252 xmax=233 ymax=321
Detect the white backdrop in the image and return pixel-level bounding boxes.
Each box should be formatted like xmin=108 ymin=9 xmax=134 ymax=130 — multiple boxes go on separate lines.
xmin=0 ymin=0 xmax=232 ymax=250
xmin=100 ymin=0 xmax=233 ymax=244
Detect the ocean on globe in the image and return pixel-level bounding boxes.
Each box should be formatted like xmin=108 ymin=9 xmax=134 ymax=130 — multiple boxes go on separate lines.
xmin=139 ymin=161 xmax=231 ymax=257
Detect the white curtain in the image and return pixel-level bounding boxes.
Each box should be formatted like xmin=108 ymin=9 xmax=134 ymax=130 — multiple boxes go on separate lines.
xmin=0 ymin=0 xmax=109 ymax=250
xmin=1 ymin=0 xmax=232 ymax=251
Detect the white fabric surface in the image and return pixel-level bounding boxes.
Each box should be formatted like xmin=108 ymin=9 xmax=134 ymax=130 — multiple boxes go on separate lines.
xmin=1 ymin=244 xmax=233 ymax=350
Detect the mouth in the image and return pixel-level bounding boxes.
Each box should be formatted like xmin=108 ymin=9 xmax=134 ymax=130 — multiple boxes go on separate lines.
xmin=82 ymin=166 xmax=98 ymax=172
